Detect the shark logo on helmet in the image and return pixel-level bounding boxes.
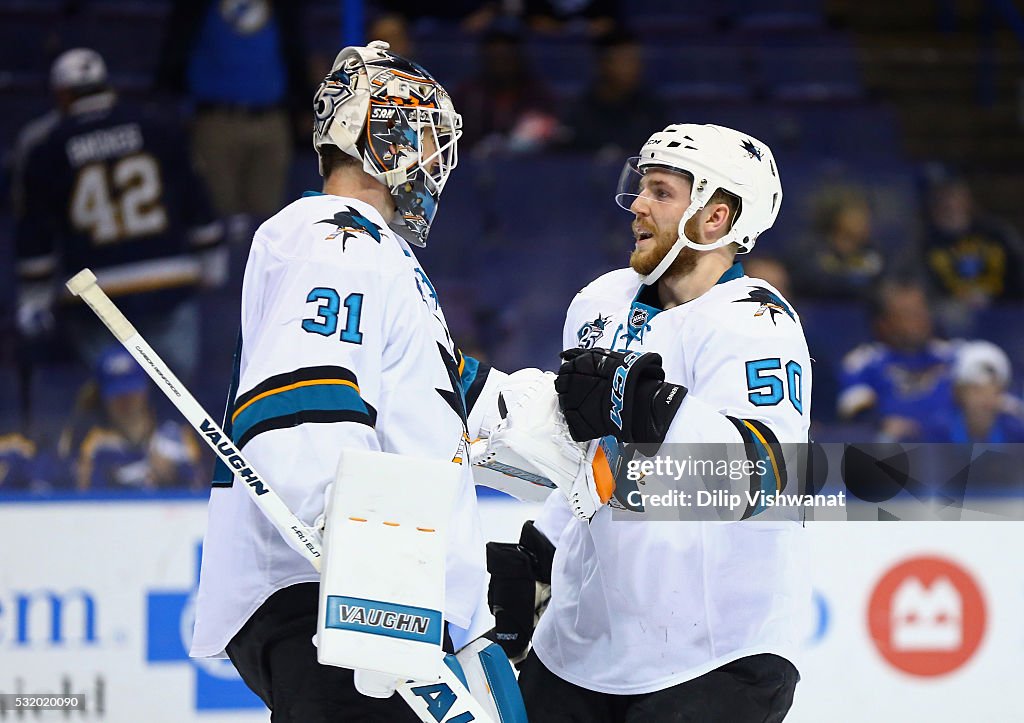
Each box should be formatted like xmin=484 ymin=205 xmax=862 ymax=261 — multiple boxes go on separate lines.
xmin=741 ymin=139 xmax=763 ymax=161
xmin=372 ymin=125 xmax=418 ymax=167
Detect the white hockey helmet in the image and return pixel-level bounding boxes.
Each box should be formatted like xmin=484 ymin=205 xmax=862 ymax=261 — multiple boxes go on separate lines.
xmin=313 ymin=40 xmax=462 ymax=246
xmin=616 ymin=123 xmax=783 ymax=284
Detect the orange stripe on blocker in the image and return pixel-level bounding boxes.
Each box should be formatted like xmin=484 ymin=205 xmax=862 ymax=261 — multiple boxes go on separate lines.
xmin=416 ymin=527 xmax=436 ymax=533
xmin=349 ymin=517 xmax=367 ymax=522
xmin=383 ymin=521 xmax=400 ymax=527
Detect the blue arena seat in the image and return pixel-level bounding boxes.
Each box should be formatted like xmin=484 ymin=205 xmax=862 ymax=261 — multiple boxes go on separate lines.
xmin=653 ymin=44 xmax=755 ymax=102
xmin=753 ymin=41 xmax=864 ymax=101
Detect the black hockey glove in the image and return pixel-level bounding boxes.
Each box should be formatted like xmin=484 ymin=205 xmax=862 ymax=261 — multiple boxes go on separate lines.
xmin=485 ymin=520 xmax=555 ymax=665
xmin=555 ymin=347 xmax=687 ymax=444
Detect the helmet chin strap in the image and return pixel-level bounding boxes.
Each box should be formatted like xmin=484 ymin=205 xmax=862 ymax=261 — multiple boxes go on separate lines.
xmin=639 ymin=204 xmax=742 ymax=285
xmin=639 ymin=203 xmax=702 ymax=285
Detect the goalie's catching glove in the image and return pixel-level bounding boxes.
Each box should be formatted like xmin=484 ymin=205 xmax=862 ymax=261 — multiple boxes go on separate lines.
xmin=556 ymin=347 xmax=687 ymax=444
xmin=471 ymin=370 xmax=614 ymax=520
xmin=485 ymin=521 xmax=555 ymax=665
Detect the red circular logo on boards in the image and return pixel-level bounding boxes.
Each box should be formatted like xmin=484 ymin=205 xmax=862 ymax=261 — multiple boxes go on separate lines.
xmin=868 ymin=556 xmax=986 ymax=677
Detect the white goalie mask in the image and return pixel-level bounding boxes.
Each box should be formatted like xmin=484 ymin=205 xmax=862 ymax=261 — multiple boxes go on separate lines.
xmin=313 ymin=40 xmax=462 ymax=246
xmin=615 ymin=124 xmax=783 ymax=284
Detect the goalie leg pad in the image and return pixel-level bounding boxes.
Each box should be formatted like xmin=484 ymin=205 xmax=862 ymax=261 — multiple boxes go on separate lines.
xmin=453 ymin=638 xmax=529 ymax=723
xmin=316 ymin=449 xmax=461 ymax=682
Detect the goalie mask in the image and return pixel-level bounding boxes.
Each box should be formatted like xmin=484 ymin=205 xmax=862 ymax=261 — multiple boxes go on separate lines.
xmin=615 ymin=123 xmax=783 ymax=284
xmin=313 ymin=40 xmax=461 ymax=246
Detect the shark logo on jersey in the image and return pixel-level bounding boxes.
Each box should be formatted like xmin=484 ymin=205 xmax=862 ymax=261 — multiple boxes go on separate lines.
xmin=317 ymin=207 xmax=384 ymax=250
xmin=734 ymin=287 xmax=795 ymax=324
xmin=741 ymin=139 xmax=763 ymax=161
xmin=577 ymin=314 xmax=612 ymax=349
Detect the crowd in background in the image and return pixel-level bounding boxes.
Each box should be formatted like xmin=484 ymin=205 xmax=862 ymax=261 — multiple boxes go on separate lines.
xmin=1 ymin=0 xmax=1023 ymax=493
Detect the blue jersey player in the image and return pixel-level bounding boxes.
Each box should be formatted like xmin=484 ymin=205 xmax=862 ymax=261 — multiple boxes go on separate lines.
xmin=15 ymin=48 xmax=224 ymax=379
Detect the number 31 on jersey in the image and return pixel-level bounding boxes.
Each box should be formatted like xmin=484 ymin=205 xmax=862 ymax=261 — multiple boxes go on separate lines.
xmin=302 ymin=287 xmax=364 ymax=344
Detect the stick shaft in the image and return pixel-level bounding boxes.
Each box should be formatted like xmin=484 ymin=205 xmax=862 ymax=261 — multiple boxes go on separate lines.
xmin=66 ymin=269 xmax=322 ymax=569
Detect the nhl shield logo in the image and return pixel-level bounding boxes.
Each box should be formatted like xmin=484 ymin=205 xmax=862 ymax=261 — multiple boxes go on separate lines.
xmin=630 ymin=307 xmax=649 ymax=328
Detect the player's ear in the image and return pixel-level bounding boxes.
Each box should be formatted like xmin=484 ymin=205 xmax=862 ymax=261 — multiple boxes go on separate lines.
xmin=703 ymin=202 xmax=732 ymax=238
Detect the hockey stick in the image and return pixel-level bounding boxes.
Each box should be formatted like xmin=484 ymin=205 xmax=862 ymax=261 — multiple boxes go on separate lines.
xmin=65 ymin=269 xmax=497 ymax=723
xmin=66 ymin=269 xmax=323 ymax=567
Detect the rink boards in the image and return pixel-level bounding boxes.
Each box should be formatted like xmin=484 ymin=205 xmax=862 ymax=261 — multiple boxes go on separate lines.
xmin=0 ymin=495 xmax=1021 ymax=722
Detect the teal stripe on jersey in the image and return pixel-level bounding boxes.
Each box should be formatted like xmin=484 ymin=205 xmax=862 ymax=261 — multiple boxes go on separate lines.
xmin=232 ymin=382 xmax=373 ymax=449
xmin=725 ymin=416 xmax=785 ymax=518
xmin=460 ymin=354 xmax=479 ymax=395
xmin=748 ymin=432 xmax=779 ymax=504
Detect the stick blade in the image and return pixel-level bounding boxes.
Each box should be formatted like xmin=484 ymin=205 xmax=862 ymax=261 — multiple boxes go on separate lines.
xmin=66 ymin=269 xmax=97 ymax=296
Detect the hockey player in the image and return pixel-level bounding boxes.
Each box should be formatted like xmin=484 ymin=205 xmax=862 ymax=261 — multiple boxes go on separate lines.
xmin=15 ymin=48 xmax=224 ymax=379
xmin=189 ymin=42 xmax=492 ymax=720
xmin=481 ymin=124 xmax=812 ymax=721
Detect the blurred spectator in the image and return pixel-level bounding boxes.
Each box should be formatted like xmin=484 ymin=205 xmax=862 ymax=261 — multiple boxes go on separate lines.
xmin=156 ymin=0 xmax=309 ymax=219
xmin=61 ymin=346 xmax=203 ymax=491
xmin=15 ymin=48 xmax=225 ymax=381
xmin=917 ymin=172 xmax=1024 ymax=305
xmin=368 ymin=12 xmax=414 ymax=60
xmin=524 ymin=0 xmax=617 ymax=35
xmin=455 ymin=29 xmax=558 ymax=153
xmin=0 ymin=431 xmax=68 ymax=493
xmin=923 ymin=341 xmax=1024 ymax=443
xmin=562 ymin=31 xmax=664 ymax=155
xmin=790 ymin=185 xmax=885 ymax=300
xmin=378 ymin=1 xmax=499 ymax=34
xmin=837 ymin=279 xmax=956 ymax=441
xmin=744 ymin=256 xmax=793 ymax=300
xmin=0 ymin=432 xmax=37 ymax=490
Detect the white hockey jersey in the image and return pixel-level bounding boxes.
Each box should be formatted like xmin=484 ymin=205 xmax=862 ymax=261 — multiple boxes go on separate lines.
xmin=190 ymin=193 xmax=485 ymax=658
xmin=532 ymin=262 xmax=812 ymax=694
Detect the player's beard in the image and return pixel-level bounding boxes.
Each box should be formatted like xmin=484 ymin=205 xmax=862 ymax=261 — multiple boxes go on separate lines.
xmin=629 ymin=215 xmax=702 ymax=278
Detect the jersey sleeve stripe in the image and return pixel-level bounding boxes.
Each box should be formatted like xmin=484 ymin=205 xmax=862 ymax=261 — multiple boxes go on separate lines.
xmin=235 ymin=408 xmax=377 ymax=450
xmin=741 ymin=419 xmax=787 ymax=494
xmin=231 ymin=378 xmax=359 ymax=423
xmin=231 ymin=377 xmax=376 ymax=450
xmin=233 ymin=365 xmax=359 ymax=412
xmin=725 ymin=417 xmax=765 ymax=518
xmin=725 ymin=416 xmax=787 ymax=518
